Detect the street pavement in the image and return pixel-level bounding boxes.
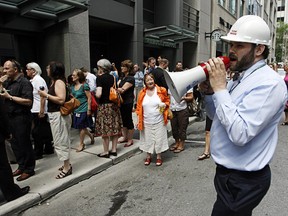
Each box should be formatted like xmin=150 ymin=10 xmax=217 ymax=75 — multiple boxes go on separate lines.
xmin=0 ymin=113 xmax=197 ymax=216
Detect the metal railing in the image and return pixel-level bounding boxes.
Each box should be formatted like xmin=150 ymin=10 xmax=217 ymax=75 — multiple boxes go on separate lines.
xmin=183 ymin=1 xmax=199 ymax=32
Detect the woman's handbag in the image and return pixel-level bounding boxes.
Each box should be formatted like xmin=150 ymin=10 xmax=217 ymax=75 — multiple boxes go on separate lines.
xmin=109 ymin=78 xmax=123 ymax=106
xmin=90 ymin=92 xmax=98 ymax=112
xmin=60 ymin=97 xmax=80 ymax=116
xmin=187 ymin=99 xmax=198 ymax=117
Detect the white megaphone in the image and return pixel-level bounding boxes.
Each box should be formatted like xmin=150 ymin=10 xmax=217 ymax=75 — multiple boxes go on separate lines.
xmin=164 ymin=56 xmax=230 ymax=102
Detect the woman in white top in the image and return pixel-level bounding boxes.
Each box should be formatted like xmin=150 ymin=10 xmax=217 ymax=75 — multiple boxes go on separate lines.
xmin=136 ymin=74 xmax=170 ymax=166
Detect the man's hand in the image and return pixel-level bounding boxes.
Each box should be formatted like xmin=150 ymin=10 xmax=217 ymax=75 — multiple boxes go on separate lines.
xmin=205 ymin=57 xmax=227 ymax=92
xmin=0 ymin=88 xmax=10 ymax=99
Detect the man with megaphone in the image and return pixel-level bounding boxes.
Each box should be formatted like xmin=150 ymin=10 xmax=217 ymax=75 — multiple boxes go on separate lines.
xmin=197 ymin=15 xmax=287 ymax=215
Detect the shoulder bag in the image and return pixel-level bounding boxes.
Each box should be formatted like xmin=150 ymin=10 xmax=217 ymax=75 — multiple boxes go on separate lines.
xmin=109 ymin=77 xmax=123 ymax=106
xmin=60 ymin=85 xmax=80 ymax=116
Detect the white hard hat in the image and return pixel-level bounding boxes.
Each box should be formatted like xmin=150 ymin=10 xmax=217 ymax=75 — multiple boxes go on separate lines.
xmin=221 ymin=15 xmax=271 ymax=46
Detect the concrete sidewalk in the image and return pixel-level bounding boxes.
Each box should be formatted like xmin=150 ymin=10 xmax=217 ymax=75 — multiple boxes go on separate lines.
xmin=0 ymin=113 xmax=197 ymax=216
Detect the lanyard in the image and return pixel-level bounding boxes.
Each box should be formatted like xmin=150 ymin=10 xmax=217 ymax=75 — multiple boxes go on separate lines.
xmin=229 ymin=64 xmax=266 ymax=93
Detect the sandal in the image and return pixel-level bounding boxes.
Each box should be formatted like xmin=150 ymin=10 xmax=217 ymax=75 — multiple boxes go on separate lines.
xmin=91 ymin=137 xmax=95 ymax=145
xmin=156 ymin=158 xmax=163 ymax=166
xmin=169 ymin=144 xmax=179 ymax=151
xmin=173 ymin=146 xmax=184 ymax=153
xmin=76 ymin=144 xmax=85 ymax=152
xmin=58 ymin=164 xmax=72 ymax=171
xmin=118 ymin=137 xmax=128 ymax=143
xmin=144 ymin=157 xmax=151 ymax=166
xmin=56 ymin=166 xmax=72 ymax=179
xmin=124 ymin=140 xmax=134 ymax=147
xmin=198 ymin=153 xmax=210 ymax=160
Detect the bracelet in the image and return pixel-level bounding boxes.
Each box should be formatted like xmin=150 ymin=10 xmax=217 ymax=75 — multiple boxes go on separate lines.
xmin=9 ymin=96 xmax=13 ymax=101
xmin=46 ymin=94 xmax=49 ymax=99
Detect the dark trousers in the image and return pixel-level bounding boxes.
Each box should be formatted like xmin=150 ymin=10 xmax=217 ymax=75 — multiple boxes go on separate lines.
xmin=120 ymin=103 xmax=134 ymax=130
xmin=31 ymin=113 xmax=53 ymax=156
xmin=171 ymin=108 xmax=189 ymax=140
xmin=0 ymin=139 xmax=23 ymax=201
xmin=10 ymin=114 xmax=35 ymax=174
xmin=212 ymin=164 xmax=271 ymax=216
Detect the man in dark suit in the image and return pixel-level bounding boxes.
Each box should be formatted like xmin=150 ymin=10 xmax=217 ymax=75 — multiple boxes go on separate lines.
xmin=150 ymin=58 xmax=169 ymax=90
xmin=0 ymin=98 xmax=30 ymax=202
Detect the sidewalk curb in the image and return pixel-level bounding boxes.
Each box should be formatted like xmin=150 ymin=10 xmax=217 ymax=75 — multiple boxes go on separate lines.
xmin=0 ymin=116 xmax=197 ymax=216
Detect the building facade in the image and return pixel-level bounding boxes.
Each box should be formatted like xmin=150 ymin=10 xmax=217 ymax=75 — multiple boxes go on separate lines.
xmin=210 ymin=0 xmax=277 ymax=62
xmin=0 ymin=0 xmax=277 ymax=77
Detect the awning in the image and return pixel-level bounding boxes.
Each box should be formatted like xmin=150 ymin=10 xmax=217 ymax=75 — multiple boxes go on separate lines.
xmin=144 ymin=25 xmax=198 ymax=48
xmin=0 ymin=0 xmax=89 ymax=32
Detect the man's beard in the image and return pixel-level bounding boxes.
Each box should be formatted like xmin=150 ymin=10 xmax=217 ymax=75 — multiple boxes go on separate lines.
xmin=229 ymin=47 xmax=255 ymax=72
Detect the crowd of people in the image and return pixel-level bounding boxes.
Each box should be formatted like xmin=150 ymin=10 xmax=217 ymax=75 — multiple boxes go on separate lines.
xmin=1 ymin=15 xmax=288 ymax=216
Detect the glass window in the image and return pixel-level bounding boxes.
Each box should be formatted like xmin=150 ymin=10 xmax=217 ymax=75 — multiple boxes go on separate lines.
xmin=218 ymin=0 xmax=226 ymax=7
xmin=228 ymin=0 xmax=237 ymax=16
xmin=247 ymin=0 xmax=261 ymax=16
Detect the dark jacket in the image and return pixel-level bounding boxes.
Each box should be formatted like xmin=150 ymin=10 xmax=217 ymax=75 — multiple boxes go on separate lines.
xmin=150 ymin=67 xmax=168 ymax=90
xmin=0 ymin=99 xmax=11 ymax=142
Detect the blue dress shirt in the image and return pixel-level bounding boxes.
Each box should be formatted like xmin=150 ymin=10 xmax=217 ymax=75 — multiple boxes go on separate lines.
xmin=205 ymin=60 xmax=288 ymax=171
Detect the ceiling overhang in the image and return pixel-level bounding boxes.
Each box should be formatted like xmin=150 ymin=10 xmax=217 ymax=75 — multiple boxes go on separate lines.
xmin=0 ymin=0 xmax=89 ymax=32
xmin=144 ymin=25 xmax=198 ymax=48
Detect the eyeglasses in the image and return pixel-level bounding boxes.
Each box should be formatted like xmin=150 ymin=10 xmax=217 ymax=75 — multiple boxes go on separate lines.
xmin=26 ymin=68 xmax=33 ymax=71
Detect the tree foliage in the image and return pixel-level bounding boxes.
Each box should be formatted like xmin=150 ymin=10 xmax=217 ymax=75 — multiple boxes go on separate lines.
xmin=275 ymin=22 xmax=288 ymax=62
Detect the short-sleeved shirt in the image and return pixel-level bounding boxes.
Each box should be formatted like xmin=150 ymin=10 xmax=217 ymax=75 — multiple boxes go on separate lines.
xmin=3 ymin=74 xmax=33 ymax=115
xmin=118 ymin=75 xmax=135 ymax=104
xmin=85 ymin=72 xmax=97 ymax=92
xmin=71 ymin=83 xmax=90 ymax=113
xmin=96 ymin=73 xmax=114 ymax=104
xmin=30 ymin=74 xmax=48 ymax=113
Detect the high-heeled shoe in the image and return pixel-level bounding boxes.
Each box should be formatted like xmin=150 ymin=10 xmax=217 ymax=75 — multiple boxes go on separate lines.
xmin=76 ymin=144 xmax=85 ymax=152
